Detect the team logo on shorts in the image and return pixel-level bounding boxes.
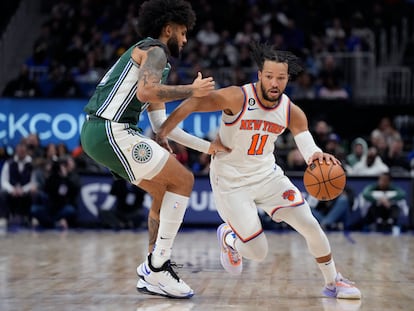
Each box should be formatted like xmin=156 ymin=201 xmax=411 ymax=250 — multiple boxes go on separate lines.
xmin=132 ymin=142 xmax=152 ymax=163
xmin=282 ymin=189 xmax=296 ymax=201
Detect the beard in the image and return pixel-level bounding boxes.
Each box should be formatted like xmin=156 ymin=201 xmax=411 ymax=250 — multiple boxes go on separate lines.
xmin=167 ymin=35 xmax=180 ymax=58
xmin=260 ymin=82 xmax=280 ymax=103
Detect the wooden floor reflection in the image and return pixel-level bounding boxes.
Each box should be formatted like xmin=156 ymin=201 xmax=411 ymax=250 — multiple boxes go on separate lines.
xmin=0 ymin=229 xmax=413 ymax=311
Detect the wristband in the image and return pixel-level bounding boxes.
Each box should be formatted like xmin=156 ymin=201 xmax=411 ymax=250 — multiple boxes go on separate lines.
xmin=148 ymin=110 xmax=210 ymax=154
xmin=294 ymin=130 xmax=322 ymax=162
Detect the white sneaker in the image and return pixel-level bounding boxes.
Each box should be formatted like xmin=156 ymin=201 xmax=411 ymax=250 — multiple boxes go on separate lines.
xmin=217 ymin=223 xmax=242 ymax=275
xmin=136 ymin=278 xmax=166 ymax=297
xmin=136 ymin=254 xmax=194 ymax=298
xmin=322 ymin=273 xmax=362 ymax=299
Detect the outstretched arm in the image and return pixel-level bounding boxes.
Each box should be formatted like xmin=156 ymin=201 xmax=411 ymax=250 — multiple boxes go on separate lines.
xmin=148 ymin=103 xmax=212 ymax=154
xmin=135 ymin=47 xmax=215 ymax=103
xmin=157 ymin=86 xmax=242 ymax=139
xmin=156 ymin=86 xmax=242 ymax=154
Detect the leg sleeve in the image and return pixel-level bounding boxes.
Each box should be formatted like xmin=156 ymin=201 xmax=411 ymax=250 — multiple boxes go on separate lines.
xmin=274 ymin=202 xmax=331 ymax=258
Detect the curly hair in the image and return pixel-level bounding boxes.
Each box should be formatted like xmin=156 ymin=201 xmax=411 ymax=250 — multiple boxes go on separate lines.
xmin=136 ymin=0 xmax=196 ymax=38
xmin=250 ymin=41 xmax=303 ymax=78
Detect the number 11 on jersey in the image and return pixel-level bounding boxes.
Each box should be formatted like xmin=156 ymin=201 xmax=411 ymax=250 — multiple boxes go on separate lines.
xmin=247 ymin=134 xmax=268 ymax=155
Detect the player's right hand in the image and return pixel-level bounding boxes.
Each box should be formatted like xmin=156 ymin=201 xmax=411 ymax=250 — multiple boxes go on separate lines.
xmin=156 ymin=134 xmax=173 ymax=154
xmin=309 ymin=152 xmax=341 ymax=166
xmin=191 ymin=72 xmax=215 ymax=97
xmin=208 ymin=134 xmax=231 ymax=155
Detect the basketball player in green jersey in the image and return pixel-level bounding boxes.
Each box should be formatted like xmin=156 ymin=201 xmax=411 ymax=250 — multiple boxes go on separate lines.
xmin=157 ymin=42 xmax=361 ymax=300
xmin=81 ymin=0 xmax=227 ymax=298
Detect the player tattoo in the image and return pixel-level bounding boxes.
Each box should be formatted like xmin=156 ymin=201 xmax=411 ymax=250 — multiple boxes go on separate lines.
xmin=139 ymin=48 xmax=166 ymax=87
xmin=139 ymin=47 xmax=193 ymax=101
xmin=157 ymin=86 xmax=193 ymax=99
xmin=148 ymin=216 xmax=160 ymax=249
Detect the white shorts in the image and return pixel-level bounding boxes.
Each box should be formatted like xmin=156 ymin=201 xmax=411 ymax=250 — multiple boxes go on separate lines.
xmin=109 ymin=122 xmax=170 ymax=182
xmin=210 ymin=165 xmax=305 ymax=241
xmin=82 ymin=119 xmax=169 ymax=183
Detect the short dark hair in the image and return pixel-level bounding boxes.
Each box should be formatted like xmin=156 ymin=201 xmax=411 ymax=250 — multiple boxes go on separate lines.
xmin=249 ymin=41 xmax=303 ymax=77
xmin=136 ymin=0 xmax=196 ymax=38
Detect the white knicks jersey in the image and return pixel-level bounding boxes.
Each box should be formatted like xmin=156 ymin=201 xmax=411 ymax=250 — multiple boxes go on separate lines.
xmin=211 ymin=82 xmax=291 ymax=186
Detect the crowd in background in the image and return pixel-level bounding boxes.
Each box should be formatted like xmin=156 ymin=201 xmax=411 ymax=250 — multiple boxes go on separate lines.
xmin=0 ymin=0 xmax=413 ymax=232
xmin=0 ymin=114 xmax=412 ymax=233
xmin=3 ymin=0 xmax=412 ymax=99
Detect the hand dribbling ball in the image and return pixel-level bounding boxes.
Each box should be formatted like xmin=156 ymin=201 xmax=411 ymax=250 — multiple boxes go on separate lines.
xmin=303 ymin=160 xmax=346 ymax=201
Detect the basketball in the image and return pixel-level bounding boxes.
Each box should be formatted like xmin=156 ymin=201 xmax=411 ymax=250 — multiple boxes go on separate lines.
xmin=303 ymin=160 xmax=346 ymax=201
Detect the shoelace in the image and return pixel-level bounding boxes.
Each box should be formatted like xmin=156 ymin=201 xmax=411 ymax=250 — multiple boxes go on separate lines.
xmin=223 ymin=231 xmax=241 ymax=264
xmin=164 ymin=261 xmax=183 ymax=281
xmin=228 ymin=246 xmax=241 ymax=264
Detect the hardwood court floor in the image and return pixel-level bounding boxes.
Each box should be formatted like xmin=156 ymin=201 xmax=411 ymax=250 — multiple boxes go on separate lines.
xmin=0 ymin=229 xmax=413 ymax=311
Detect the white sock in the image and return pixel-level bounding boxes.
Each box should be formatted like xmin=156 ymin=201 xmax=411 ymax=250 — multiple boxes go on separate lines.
xmin=151 ymin=191 xmax=189 ymax=268
xmin=225 ymin=230 xmax=237 ymax=249
xmin=318 ymin=259 xmax=337 ymax=285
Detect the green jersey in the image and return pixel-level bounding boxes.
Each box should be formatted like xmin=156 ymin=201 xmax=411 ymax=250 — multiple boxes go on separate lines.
xmin=84 ymin=37 xmax=171 ymax=125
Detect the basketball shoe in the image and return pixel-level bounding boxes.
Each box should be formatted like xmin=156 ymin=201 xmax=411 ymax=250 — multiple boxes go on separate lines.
xmin=136 ymin=278 xmax=166 ymax=296
xmin=136 ymin=253 xmax=194 ymax=298
xmin=322 ymin=272 xmax=361 ymax=299
xmin=217 ymin=223 xmax=242 ymax=275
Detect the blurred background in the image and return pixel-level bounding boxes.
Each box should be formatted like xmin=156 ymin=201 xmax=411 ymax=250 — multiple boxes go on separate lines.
xmin=0 ymin=0 xmax=413 ymax=232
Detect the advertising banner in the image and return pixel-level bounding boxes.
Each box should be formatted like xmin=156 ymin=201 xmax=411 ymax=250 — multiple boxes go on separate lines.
xmin=77 ymin=174 xmax=412 ymax=226
xmin=0 ymin=99 xmax=221 ymax=151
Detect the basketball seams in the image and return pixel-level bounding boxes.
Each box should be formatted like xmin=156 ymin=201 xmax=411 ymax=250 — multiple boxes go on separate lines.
xmin=325 ymin=165 xmax=338 ymax=198
xmin=303 ymin=160 xmax=346 ymax=201
xmin=327 ymin=174 xmax=346 ymax=190
xmin=303 ymin=169 xmax=320 ymax=186
xmin=307 ymin=170 xmax=320 ymax=186
xmin=304 ymin=166 xmax=321 ymax=197
xmin=321 ymin=165 xmax=331 ymax=199
xmin=327 ymin=173 xmax=345 ymax=180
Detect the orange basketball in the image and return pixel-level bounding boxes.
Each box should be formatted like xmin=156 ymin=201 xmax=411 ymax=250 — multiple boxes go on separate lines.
xmin=303 ymin=160 xmax=346 ymax=201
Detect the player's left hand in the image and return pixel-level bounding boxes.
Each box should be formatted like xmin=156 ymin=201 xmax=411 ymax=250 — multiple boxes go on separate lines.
xmin=309 ymin=152 xmax=341 ymax=165
xmin=191 ymin=72 xmax=215 ymax=97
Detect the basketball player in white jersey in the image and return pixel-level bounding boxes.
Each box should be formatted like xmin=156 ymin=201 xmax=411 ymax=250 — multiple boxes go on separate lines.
xmin=157 ymin=42 xmax=361 ymax=299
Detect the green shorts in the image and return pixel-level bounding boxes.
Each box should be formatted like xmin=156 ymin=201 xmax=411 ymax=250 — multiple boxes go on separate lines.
xmin=80 ymin=118 xmax=169 ymax=182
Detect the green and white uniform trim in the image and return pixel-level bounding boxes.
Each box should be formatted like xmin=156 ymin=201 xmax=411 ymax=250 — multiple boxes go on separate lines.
xmin=84 ymin=37 xmax=171 ymax=124
xmin=80 ymin=37 xmax=171 ymax=182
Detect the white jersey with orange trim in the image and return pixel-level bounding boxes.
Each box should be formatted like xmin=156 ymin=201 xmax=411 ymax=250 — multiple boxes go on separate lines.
xmin=210 ymin=82 xmax=291 ymax=187
xmin=209 ymin=83 xmax=331 ymax=266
